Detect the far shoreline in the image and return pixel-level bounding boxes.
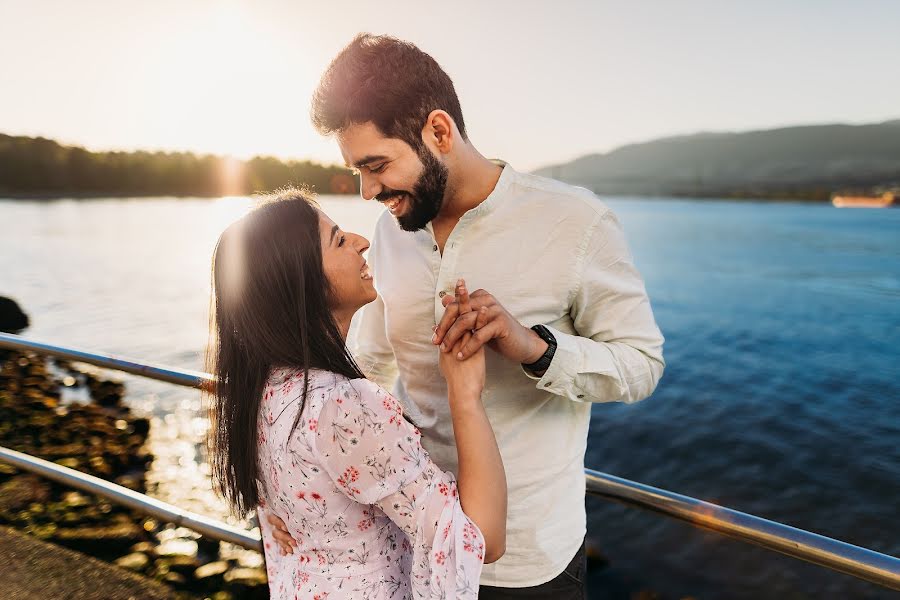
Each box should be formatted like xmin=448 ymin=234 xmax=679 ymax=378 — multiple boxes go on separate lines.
xmin=0 ymin=190 xmax=833 ymax=204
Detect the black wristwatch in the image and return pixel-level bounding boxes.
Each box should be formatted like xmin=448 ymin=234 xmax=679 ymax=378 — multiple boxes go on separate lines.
xmin=522 ymin=324 xmax=557 ymax=374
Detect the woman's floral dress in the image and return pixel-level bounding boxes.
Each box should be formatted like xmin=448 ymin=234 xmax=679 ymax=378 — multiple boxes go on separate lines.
xmin=256 ymin=367 xmax=485 ymax=599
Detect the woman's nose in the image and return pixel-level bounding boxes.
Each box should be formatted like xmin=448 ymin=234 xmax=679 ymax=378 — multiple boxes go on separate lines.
xmin=354 ymin=234 xmax=370 ymax=254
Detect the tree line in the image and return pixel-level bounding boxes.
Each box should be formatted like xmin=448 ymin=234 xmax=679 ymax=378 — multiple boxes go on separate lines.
xmin=0 ymin=133 xmax=358 ymax=198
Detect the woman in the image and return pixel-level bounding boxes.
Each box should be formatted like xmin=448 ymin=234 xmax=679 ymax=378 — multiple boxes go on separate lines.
xmin=207 ymin=188 xmax=506 ymax=599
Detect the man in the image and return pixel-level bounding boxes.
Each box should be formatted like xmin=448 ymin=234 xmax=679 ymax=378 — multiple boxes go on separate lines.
xmin=271 ymin=34 xmax=665 ymax=598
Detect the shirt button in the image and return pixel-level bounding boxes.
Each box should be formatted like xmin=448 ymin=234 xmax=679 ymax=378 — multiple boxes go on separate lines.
xmin=544 ymin=382 xmax=552 ymax=387
xmin=433 ymin=244 xmax=438 ymax=251
xmin=438 ymin=291 xmax=446 ymax=298
xmin=577 ymin=394 xmax=585 ymax=399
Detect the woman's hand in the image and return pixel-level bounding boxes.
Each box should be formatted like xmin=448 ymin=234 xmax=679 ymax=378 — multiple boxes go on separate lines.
xmin=438 ymin=279 xmax=486 ymax=400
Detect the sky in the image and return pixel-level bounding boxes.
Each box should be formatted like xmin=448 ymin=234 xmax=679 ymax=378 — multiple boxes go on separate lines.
xmin=1 ymin=0 xmax=899 ymax=171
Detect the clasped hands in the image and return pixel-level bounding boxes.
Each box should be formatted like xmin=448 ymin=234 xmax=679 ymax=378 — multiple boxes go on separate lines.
xmin=266 ymin=279 xmax=547 ymax=556
xmin=433 ymin=278 xmax=548 ymax=366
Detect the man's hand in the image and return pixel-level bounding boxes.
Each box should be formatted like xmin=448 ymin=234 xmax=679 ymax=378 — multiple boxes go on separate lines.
xmin=438 ymin=280 xmax=487 ymax=399
xmin=266 ymin=513 xmax=297 ymax=555
xmin=433 ymin=284 xmax=548 ymax=364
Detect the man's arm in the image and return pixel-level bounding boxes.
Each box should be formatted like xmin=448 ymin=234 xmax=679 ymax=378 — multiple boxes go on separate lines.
xmin=434 ymin=208 xmax=664 ymax=404
xmin=527 ymin=209 xmax=664 ymax=403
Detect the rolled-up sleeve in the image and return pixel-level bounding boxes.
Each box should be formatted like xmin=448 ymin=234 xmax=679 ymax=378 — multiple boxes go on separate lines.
xmin=527 ymin=208 xmax=665 ymax=404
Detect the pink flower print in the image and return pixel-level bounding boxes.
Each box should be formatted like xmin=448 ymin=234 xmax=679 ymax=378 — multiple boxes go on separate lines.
xmin=337 ymin=466 xmax=361 ymax=496
xmin=438 ymin=483 xmax=450 ymax=496
xmin=358 ymin=508 xmax=376 ymax=531
xmin=297 ymin=491 xmax=306 ymax=499
xmin=310 ymin=492 xmax=322 ymax=500
xmin=308 ymin=418 xmax=318 ymax=431
xmin=462 ymin=521 xmax=484 ymax=559
xmin=382 ymin=396 xmax=404 ymax=426
xmin=434 ymin=550 xmax=446 ymax=565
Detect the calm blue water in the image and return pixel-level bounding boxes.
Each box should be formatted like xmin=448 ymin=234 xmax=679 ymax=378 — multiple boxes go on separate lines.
xmin=585 ymin=199 xmax=900 ymax=599
xmin=1 ymin=196 xmax=898 ymax=598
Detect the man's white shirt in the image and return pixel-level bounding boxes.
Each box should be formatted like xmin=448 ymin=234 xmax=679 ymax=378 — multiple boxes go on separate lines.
xmin=350 ymin=163 xmax=665 ymax=587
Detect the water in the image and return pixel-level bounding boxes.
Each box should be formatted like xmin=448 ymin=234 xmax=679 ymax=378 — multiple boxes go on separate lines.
xmin=1 ymin=196 xmax=898 ymax=598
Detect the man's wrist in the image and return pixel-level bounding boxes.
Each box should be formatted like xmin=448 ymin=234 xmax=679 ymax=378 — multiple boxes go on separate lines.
xmin=522 ymin=329 xmax=549 ymax=364
xmin=521 ymin=325 xmax=557 ymax=374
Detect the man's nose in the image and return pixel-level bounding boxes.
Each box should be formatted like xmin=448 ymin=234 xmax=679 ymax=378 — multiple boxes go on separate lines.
xmin=359 ymin=172 xmax=381 ymax=201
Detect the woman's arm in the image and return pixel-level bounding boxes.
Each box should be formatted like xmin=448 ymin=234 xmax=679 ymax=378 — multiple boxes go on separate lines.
xmin=439 ymin=279 xmax=507 ymax=563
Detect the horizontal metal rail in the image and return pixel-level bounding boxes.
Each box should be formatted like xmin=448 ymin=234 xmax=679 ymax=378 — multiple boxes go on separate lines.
xmin=0 ymin=446 xmax=261 ymax=551
xmin=585 ymin=470 xmax=899 ymax=590
xmin=0 ymin=332 xmax=213 ymax=389
xmin=1 ymin=332 xmax=898 ymax=589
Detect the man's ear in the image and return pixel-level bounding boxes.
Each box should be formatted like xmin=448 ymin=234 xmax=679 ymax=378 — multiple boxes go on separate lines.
xmin=421 ymin=110 xmax=456 ymax=155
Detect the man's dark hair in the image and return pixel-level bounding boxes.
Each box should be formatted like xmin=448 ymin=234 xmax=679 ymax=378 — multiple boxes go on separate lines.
xmin=311 ymin=34 xmax=467 ymax=152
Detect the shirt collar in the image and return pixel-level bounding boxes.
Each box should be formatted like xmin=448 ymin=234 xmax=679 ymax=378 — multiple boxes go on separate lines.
xmin=465 ymin=160 xmax=514 ymax=220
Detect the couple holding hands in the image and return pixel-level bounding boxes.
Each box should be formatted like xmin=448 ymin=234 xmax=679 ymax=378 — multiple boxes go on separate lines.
xmin=207 ymin=34 xmax=664 ymax=600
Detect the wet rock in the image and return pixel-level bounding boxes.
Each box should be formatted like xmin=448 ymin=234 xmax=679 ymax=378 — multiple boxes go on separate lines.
xmin=162 ymin=571 xmax=188 ymax=587
xmin=0 ymin=475 xmax=52 ymax=517
xmin=194 ymin=559 xmax=229 ymax=583
xmin=156 ymin=538 xmax=198 ymax=559
xmin=51 ymin=521 xmax=146 ymax=555
xmin=223 ymin=566 xmax=268 ymax=600
xmin=0 ymin=296 xmax=29 ymax=333
xmin=130 ymin=541 xmax=159 ymax=557
xmin=161 ymin=554 xmax=200 ymax=576
xmin=115 ymin=551 xmax=152 ymax=572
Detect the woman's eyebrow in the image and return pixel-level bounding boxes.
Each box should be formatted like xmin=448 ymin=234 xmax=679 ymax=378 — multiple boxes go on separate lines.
xmin=329 ymin=224 xmax=340 ymax=244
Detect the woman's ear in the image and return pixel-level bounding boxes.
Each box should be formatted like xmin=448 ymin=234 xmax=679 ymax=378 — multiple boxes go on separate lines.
xmin=421 ymin=110 xmax=456 ymax=155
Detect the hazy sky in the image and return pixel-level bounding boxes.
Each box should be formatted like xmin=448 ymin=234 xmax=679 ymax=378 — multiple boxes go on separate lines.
xmin=2 ymin=0 xmax=898 ymax=170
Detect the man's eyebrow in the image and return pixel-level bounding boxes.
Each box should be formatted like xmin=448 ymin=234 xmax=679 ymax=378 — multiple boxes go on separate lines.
xmin=352 ymin=154 xmax=388 ymax=169
xmin=329 ymin=224 xmax=340 ymax=244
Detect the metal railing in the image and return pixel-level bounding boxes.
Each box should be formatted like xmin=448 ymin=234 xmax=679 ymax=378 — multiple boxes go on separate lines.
xmin=1 ymin=332 xmax=898 ymax=590
xmin=0 ymin=445 xmax=261 ymax=551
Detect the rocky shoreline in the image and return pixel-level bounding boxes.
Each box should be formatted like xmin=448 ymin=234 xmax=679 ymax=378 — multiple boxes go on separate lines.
xmin=0 ymin=349 xmax=268 ymax=599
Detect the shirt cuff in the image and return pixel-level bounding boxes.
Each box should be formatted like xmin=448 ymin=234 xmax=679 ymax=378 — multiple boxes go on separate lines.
xmin=520 ymin=325 xmax=585 ymax=401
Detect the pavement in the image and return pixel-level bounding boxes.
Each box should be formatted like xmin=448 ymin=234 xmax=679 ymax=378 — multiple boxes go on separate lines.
xmin=0 ymin=525 xmax=174 ymax=600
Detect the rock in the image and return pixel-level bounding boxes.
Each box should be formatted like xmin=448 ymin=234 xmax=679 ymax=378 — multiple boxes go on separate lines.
xmin=51 ymin=521 xmax=146 ymax=556
xmin=0 ymin=296 xmax=29 ymax=333
xmin=162 ymin=571 xmax=187 ymax=587
xmin=129 ymin=541 xmax=158 ymax=557
xmin=195 ymin=560 xmax=229 ymax=582
xmin=115 ymin=551 xmax=151 ymax=572
xmin=0 ymin=475 xmax=51 ymax=516
xmin=161 ymin=554 xmax=200 ymax=576
xmin=156 ymin=538 xmax=198 ymax=559
xmin=223 ymin=566 xmax=268 ymax=599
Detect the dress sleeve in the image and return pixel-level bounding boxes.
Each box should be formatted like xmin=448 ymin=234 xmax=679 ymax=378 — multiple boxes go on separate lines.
xmin=314 ymin=379 xmax=485 ymax=599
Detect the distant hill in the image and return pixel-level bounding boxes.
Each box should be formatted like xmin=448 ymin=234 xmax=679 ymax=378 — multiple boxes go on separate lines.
xmin=0 ymin=134 xmax=357 ymax=198
xmin=533 ymin=120 xmax=900 ymax=201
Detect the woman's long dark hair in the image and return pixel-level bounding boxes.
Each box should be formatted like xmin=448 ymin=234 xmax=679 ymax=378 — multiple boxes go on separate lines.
xmin=206 ymin=188 xmax=365 ymax=517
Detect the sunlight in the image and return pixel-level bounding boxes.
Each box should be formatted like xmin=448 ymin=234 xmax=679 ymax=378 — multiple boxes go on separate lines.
xmin=144 ymin=2 xmax=321 ymax=160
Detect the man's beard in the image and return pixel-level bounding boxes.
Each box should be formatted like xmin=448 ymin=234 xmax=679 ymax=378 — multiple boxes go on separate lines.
xmin=377 ymin=148 xmax=448 ymax=232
